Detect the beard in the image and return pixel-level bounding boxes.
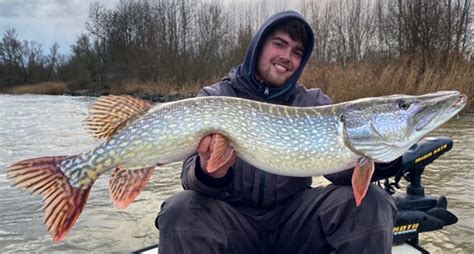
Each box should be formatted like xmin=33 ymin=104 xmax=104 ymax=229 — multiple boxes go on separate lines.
xmin=256 ymin=63 xmax=293 ymax=87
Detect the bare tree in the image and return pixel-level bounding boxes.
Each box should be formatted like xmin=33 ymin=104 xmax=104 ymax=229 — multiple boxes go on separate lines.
xmin=46 ymin=42 xmax=60 ymax=80
xmin=3 ymin=0 xmax=471 ymax=90
xmin=1 ymin=28 xmax=27 ymax=84
xmin=383 ymin=0 xmax=472 ymax=58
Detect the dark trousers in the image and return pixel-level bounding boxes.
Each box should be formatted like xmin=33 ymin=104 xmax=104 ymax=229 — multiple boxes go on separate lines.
xmin=156 ymin=185 xmax=397 ymax=254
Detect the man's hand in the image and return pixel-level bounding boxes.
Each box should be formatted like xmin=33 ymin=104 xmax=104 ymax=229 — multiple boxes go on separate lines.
xmin=198 ymin=134 xmax=236 ymax=178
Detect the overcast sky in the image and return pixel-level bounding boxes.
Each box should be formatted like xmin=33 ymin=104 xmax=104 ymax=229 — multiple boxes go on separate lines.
xmin=0 ymin=0 xmax=302 ymax=56
xmin=0 ymin=0 xmax=118 ymax=55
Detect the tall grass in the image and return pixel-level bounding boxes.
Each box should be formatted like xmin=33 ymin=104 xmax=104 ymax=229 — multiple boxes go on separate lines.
xmin=3 ymin=82 xmax=68 ymax=95
xmin=301 ymin=54 xmax=473 ymax=110
xmin=108 ymin=80 xmax=202 ymax=97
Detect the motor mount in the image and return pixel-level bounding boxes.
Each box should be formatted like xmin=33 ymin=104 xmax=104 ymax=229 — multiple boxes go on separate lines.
xmin=382 ymin=136 xmax=458 ymax=246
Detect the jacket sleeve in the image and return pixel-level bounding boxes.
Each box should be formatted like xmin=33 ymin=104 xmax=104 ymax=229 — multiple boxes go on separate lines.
xmin=180 ymin=85 xmax=235 ymax=198
xmin=181 ymin=153 xmax=233 ymax=198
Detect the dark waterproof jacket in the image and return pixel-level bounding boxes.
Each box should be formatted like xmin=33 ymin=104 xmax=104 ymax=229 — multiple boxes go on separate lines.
xmin=180 ymin=11 xmax=399 ymax=209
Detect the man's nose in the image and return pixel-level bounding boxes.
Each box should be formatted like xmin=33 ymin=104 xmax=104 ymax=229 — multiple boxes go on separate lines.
xmin=279 ymin=48 xmax=292 ymax=61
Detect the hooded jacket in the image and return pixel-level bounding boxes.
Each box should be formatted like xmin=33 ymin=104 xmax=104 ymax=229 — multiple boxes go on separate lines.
xmin=239 ymin=10 xmax=314 ymax=101
xmin=180 ymin=11 xmax=400 ymax=209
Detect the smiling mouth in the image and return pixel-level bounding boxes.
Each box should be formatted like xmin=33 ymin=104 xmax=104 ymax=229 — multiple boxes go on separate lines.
xmin=273 ymin=62 xmax=289 ymax=72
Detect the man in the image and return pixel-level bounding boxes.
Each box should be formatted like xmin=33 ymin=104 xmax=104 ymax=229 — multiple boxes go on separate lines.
xmin=156 ymin=10 xmax=400 ymax=254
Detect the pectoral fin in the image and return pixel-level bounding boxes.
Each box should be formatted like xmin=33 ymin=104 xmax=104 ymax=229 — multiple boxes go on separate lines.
xmin=109 ymin=166 xmax=154 ymax=209
xmin=351 ymin=158 xmax=375 ymax=207
xmin=207 ymin=134 xmax=235 ymax=173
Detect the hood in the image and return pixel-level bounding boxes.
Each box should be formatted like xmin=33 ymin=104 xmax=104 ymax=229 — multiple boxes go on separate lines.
xmin=234 ymin=10 xmax=315 ymax=101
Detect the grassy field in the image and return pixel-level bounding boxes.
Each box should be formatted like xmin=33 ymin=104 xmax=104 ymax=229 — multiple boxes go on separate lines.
xmin=3 ymin=55 xmax=473 ymax=110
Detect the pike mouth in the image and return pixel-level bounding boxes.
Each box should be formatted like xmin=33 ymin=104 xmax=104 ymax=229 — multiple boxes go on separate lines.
xmin=415 ymin=94 xmax=467 ymax=131
xmin=415 ymin=108 xmax=437 ymax=131
xmin=451 ymin=94 xmax=468 ymax=111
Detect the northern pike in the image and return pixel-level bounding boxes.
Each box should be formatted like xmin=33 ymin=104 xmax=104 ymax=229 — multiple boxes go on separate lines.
xmin=7 ymin=90 xmax=467 ymax=242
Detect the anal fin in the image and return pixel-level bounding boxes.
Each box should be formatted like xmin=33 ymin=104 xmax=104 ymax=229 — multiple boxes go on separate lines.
xmin=351 ymin=158 xmax=375 ymax=207
xmin=109 ymin=166 xmax=154 ymax=209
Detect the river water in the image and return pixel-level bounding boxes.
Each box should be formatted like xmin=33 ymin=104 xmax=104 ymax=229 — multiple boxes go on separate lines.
xmin=0 ymin=94 xmax=472 ymax=253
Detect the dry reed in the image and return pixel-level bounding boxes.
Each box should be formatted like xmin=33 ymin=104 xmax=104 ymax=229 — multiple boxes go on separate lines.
xmin=301 ymin=54 xmax=473 ymax=109
xmin=108 ymin=80 xmax=202 ymax=97
xmin=2 ymin=54 xmax=472 ymax=110
xmin=3 ymin=82 xmax=68 ymax=95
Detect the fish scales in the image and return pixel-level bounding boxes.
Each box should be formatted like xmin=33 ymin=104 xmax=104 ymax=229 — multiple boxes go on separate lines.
xmin=63 ymin=96 xmax=357 ymax=187
xmin=61 ymin=91 xmax=467 ymax=188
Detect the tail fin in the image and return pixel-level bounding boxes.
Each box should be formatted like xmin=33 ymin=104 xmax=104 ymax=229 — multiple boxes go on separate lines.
xmin=7 ymin=156 xmax=91 ymax=243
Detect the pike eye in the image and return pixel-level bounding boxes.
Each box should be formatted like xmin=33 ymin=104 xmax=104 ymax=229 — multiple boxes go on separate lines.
xmin=339 ymin=113 xmax=345 ymax=123
xmin=398 ymin=101 xmax=410 ymax=110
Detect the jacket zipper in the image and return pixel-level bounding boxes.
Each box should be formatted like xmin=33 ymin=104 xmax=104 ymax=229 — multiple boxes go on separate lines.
xmin=258 ymin=86 xmax=269 ymax=207
xmin=264 ymin=86 xmax=269 ymax=95
xmin=257 ymin=173 xmax=266 ymax=207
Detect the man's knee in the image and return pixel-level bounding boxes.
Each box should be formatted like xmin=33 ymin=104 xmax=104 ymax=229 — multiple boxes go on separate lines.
xmin=342 ymin=185 xmax=397 ymax=253
xmin=155 ymin=190 xmax=205 ymax=231
xmin=329 ymin=184 xmax=396 ymax=219
xmin=362 ymin=185 xmax=397 ymax=222
xmin=319 ymin=184 xmax=397 ymax=233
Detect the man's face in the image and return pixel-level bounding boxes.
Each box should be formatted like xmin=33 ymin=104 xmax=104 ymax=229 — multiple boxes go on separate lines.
xmin=255 ymin=31 xmax=304 ymax=87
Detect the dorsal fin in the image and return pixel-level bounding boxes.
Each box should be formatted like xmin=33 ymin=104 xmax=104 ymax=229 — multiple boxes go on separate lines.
xmin=84 ymin=95 xmax=153 ymax=139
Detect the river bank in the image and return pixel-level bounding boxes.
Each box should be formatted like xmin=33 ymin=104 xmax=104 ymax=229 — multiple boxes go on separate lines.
xmin=2 ymin=81 xmax=472 ymax=111
xmin=2 ymin=56 xmax=473 ymax=108
xmin=0 ymin=81 xmax=196 ymax=102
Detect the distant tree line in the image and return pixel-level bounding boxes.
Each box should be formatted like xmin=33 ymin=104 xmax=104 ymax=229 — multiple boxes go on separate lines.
xmin=305 ymin=0 xmax=473 ymax=65
xmin=0 ymin=28 xmax=62 ymax=86
xmin=0 ymin=0 xmax=472 ymax=90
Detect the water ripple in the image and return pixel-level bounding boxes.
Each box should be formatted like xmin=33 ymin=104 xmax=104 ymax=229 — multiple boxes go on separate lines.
xmin=0 ymin=94 xmax=472 ymax=252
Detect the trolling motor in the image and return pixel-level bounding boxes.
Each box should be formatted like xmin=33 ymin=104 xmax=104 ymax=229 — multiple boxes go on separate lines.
xmin=382 ymin=136 xmax=458 ymax=251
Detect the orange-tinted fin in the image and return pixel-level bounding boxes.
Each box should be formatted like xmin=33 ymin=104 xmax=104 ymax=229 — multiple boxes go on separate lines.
xmin=351 ymin=158 xmax=375 ymax=207
xmin=109 ymin=166 xmax=154 ymax=209
xmin=84 ymin=95 xmax=153 ymax=139
xmin=6 ymin=156 xmax=91 ymax=243
xmin=207 ymin=134 xmax=235 ymax=173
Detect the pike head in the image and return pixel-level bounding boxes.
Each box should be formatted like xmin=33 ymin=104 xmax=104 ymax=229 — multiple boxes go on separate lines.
xmin=341 ymin=91 xmax=467 ymax=162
